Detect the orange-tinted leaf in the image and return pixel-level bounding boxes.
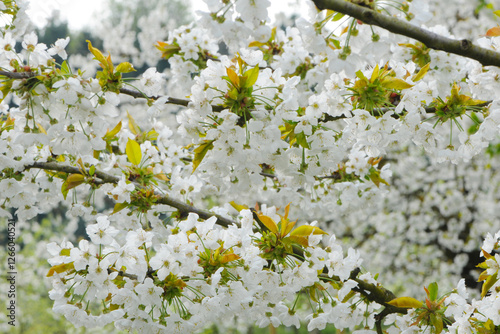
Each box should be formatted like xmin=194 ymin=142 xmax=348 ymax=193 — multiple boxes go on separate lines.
xmin=257 ymin=214 xmax=279 ymax=234
xmin=486 ymin=26 xmax=500 ymax=37
xmin=221 ymin=253 xmax=240 ymax=263
xmin=226 ymin=67 xmax=240 ymax=88
xmin=47 ymin=262 xmax=75 ymax=277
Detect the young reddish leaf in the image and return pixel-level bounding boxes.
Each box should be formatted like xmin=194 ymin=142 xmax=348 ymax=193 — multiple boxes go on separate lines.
xmin=192 ymin=139 xmax=215 ymax=172
xmin=257 ymin=214 xmax=279 ymax=234
xmin=126 ymin=138 xmax=142 ymax=166
xmin=387 ymin=296 xmax=423 ymax=308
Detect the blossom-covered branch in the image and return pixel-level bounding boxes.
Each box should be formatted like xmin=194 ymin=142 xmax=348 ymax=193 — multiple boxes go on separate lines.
xmin=312 ymin=0 xmax=500 ymax=67
xmin=25 ymin=161 xmax=235 ymax=227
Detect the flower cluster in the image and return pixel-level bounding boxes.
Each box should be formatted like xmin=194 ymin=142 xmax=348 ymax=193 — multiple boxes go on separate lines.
xmin=1 ymin=0 xmax=500 ymax=332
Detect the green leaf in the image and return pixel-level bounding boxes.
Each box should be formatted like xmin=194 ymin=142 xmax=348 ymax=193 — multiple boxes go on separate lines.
xmin=89 ymin=165 xmax=95 ymax=176
xmin=287 ymin=235 xmax=309 ymax=247
xmin=428 ymin=282 xmax=439 ymax=301
xmin=243 ymin=66 xmax=259 ymax=88
xmin=481 ymin=271 xmax=498 ymax=298
xmin=412 ymin=62 xmax=430 ymax=82
xmin=289 ymin=225 xmax=328 ymax=237
xmin=127 ymin=112 xmax=141 ymax=135
xmin=115 ymin=62 xmax=136 ymax=74
xmin=387 ymin=297 xmax=423 ymax=308
xmin=381 ymin=77 xmax=414 ymax=90
xmin=60 ymin=60 xmax=72 ymax=74
xmin=248 ymin=41 xmax=266 ymax=48
xmin=126 ymin=138 xmax=142 ymax=166
xmin=112 ymin=202 xmax=129 ymax=214
xmin=370 ymin=64 xmax=380 ymax=83
xmin=332 ymin=12 xmax=345 ymax=21
xmin=0 ymin=79 xmax=13 ymax=103
xmin=192 ymin=139 xmax=215 ymax=172
xmin=229 ymin=201 xmax=249 ymax=212
xmin=355 ymin=70 xmax=368 ymax=82
xmin=87 ymin=40 xmax=107 ymax=66
xmin=431 ymin=314 xmax=443 ymax=334
xmin=47 ymin=262 xmax=74 ymax=277
xmin=368 ymin=169 xmax=389 ymax=187
xmin=61 ymin=174 xmax=85 ymax=200
xmin=103 ymin=121 xmax=122 ymax=140
xmin=295 ymin=131 xmax=310 ymax=149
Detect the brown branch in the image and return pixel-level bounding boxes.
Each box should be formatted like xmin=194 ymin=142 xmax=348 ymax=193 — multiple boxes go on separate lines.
xmin=118 ymin=87 xmax=225 ymax=112
xmin=0 ymin=70 xmax=226 ymax=112
xmin=118 ymin=86 xmax=226 ymax=111
xmin=25 ymin=161 xmax=236 ymax=228
xmin=312 ymin=0 xmax=500 ymax=67
xmin=0 ymin=70 xmax=33 ymax=79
